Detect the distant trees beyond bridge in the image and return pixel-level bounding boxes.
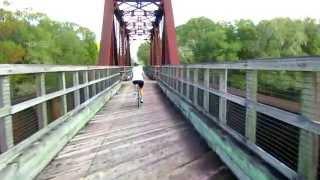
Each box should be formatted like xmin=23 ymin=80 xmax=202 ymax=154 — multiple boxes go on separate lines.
xmin=138 ymin=17 xmax=320 ymax=65
xmin=0 ymin=8 xmax=98 ymax=65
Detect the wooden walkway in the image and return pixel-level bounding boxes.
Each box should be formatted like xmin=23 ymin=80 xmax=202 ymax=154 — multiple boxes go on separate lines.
xmin=37 ymin=80 xmax=236 ymax=180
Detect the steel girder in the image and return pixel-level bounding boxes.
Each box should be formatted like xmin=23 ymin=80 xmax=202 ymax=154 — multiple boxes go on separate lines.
xmin=99 ymin=0 xmax=179 ymax=66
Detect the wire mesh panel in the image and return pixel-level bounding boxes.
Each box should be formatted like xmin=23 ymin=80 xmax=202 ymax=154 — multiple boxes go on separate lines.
xmin=80 ymin=88 xmax=86 ymax=103
xmin=46 ymin=73 xmax=62 ymax=94
xmin=88 ymin=70 xmax=95 ymax=82
xmin=183 ymin=83 xmax=187 ymax=97
xmin=65 ymin=72 xmax=74 ymax=89
xmin=79 ymin=71 xmax=85 ymax=84
xmin=96 ymin=70 xmax=101 ymax=93
xmin=173 ymin=68 xmax=177 ymax=89
xmin=111 ymin=74 xmax=120 ymax=85
xmin=101 ymin=70 xmax=107 ymax=90
xmin=101 ymin=70 xmax=106 ymax=90
xmin=189 ymin=69 xmax=194 ymax=102
xmin=227 ymin=70 xmax=246 ymax=97
xmin=198 ymin=70 xmax=205 ymax=87
xmin=47 ymin=97 xmax=63 ymax=124
xmin=256 ymin=112 xmax=300 ymax=171
xmin=89 ymin=86 xmax=94 ymax=98
xmin=95 ymin=70 xmax=100 ymax=80
xmin=10 ymin=74 xmax=37 ymax=105
xmin=189 ymin=86 xmax=194 ymax=102
xmin=197 ymin=88 xmax=204 ymax=107
xmin=209 ymin=93 xmax=219 ymax=119
xmin=257 ymin=71 xmax=302 ymax=114
xmin=209 ymin=70 xmax=219 ymax=90
xmin=183 ymin=68 xmax=187 ymax=81
xmin=66 ymin=93 xmax=75 ymax=112
xmin=12 ymin=106 xmax=39 ymax=144
xmin=226 ymin=101 xmax=246 ymax=136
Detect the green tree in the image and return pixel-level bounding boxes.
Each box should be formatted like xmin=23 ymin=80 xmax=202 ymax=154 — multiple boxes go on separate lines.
xmin=303 ymin=18 xmax=320 ymax=55
xmin=137 ymin=42 xmax=150 ymax=65
xmin=0 ymin=41 xmax=26 ymax=63
xmin=0 ymin=8 xmax=98 ymax=65
xmin=236 ymin=20 xmax=260 ymax=59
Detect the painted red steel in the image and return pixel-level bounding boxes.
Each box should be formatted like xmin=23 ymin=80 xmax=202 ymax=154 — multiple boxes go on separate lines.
xmin=99 ymin=0 xmax=180 ymax=66
xmin=161 ymin=0 xmax=180 ymax=65
xmin=150 ymin=26 xmax=162 ymax=65
xmin=99 ymin=0 xmax=115 ymax=65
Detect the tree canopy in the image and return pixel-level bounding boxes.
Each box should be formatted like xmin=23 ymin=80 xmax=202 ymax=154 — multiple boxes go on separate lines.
xmin=0 ymin=8 xmax=98 ymax=65
xmin=137 ymin=42 xmax=150 ymax=65
xmin=138 ymin=17 xmax=320 ymax=64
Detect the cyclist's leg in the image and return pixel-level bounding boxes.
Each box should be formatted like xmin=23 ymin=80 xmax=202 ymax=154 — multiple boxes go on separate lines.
xmin=133 ymin=81 xmax=139 ymax=96
xmin=139 ymin=81 xmax=144 ymax=103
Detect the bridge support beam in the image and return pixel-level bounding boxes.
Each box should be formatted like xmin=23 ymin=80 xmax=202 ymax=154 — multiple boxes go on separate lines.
xmin=150 ymin=26 xmax=161 ymax=66
xmin=99 ymin=0 xmax=116 ymax=66
xmin=161 ymin=0 xmax=180 ymax=65
xmin=119 ymin=26 xmax=131 ymax=66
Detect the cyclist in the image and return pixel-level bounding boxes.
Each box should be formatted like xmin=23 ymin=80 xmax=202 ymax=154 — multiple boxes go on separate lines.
xmin=132 ymin=62 xmax=144 ymax=103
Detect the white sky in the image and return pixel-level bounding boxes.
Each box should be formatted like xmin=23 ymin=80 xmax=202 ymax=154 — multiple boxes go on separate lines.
xmin=1 ymin=0 xmax=320 ymax=61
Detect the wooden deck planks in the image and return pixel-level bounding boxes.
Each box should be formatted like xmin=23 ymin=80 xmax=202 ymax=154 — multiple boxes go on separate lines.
xmin=36 ymin=80 xmax=236 ymax=180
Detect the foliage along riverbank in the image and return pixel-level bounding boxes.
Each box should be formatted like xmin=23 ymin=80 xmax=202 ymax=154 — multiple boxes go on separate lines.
xmin=0 ymin=8 xmax=98 ymax=65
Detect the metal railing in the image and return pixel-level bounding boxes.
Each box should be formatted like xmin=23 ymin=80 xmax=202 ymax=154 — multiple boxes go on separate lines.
xmin=149 ymin=57 xmax=320 ymax=180
xmin=0 ymin=64 xmax=123 ymax=155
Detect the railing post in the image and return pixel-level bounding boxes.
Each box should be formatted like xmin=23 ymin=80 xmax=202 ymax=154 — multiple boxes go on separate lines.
xmin=204 ymin=69 xmax=210 ymax=112
xmin=174 ymin=67 xmax=178 ymax=90
xmin=60 ymin=72 xmax=68 ymax=115
xmin=0 ymin=76 xmax=14 ymax=152
xmin=95 ymin=70 xmax=100 ymax=94
xmin=245 ymin=70 xmax=257 ymax=142
xmin=298 ymin=72 xmax=319 ymax=180
xmin=92 ymin=70 xmax=97 ymax=96
xmin=169 ymin=67 xmax=172 ymax=87
xmin=36 ymin=73 xmax=48 ymax=128
xmin=194 ymin=68 xmax=199 ymax=106
xmin=219 ymin=69 xmax=228 ymax=124
xmin=186 ymin=67 xmax=191 ymax=100
xmin=179 ymin=68 xmax=183 ymax=94
xmin=83 ymin=71 xmax=90 ymax=100
xmin=73 ymin=72 xmax=81 ymax=107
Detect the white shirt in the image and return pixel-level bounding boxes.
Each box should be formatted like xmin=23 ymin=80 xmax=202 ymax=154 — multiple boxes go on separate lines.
xmin=132 ymin=66 xmax=144 ymax=81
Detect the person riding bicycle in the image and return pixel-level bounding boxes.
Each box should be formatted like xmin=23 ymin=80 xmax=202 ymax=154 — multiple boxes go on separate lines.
xmin=132 ymin=62 xmax=144 ymax=103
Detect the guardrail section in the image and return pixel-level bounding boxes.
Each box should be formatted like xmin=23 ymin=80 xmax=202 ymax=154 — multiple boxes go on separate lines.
xmin=0 ymin=65 xmax=122 ymax=154
xmin=149 ymin=57 xmax=320 ymax=180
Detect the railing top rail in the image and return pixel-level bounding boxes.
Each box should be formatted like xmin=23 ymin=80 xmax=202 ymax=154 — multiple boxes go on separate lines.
xmin=0 ymin=64 xmax=126 ymax=76
xmin=159 ymin=57 xmax=320 ymax=71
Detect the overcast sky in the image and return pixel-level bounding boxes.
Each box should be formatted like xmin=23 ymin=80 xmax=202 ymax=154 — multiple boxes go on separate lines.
xmin=1 ymin=0 xmax=320 ymax=60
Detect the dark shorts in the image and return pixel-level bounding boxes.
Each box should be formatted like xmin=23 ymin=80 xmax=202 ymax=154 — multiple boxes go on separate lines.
xmin=133 ymin=80 xmax=144 ymax=88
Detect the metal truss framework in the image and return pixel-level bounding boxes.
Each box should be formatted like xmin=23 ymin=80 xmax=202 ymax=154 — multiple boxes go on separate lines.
xmin=99 ymin=0 xmax=180 ymax=66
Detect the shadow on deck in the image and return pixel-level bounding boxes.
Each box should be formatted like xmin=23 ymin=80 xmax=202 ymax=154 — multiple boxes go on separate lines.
xmin=37 ymin=80 xmax=236 ymax=180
